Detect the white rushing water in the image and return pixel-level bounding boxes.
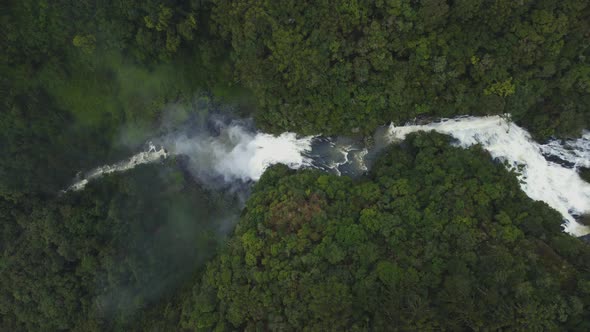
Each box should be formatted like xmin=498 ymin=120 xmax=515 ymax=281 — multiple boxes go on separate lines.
xmin=386 ymin=115 xmax=590 ymax=236
xmin=65 ymin=142 xmax=168 ymax=192
xmin=539 ymin=131 xmax=590 ymax=169
xmin=169 ymin=125 xmax=314 ymax=182
xmin=67 ymin=126 xmax=314 ymax=191
xmin=66 ymin=115 xmax=590 ymax=236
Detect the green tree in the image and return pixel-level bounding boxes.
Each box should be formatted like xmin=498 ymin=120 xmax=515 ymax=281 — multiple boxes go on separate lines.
xmin=183 ymin=132 xmax=590 ymax=331
xmin=72 ymin=34 xmax=96 ymax=54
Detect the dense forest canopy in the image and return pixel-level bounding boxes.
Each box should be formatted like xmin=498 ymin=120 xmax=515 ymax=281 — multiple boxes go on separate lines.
xmin=0 ymin=161 xmax=240 ymax=330
xmin=1 ymin=0 xmax=589 ymax=197
xmin=184 ymin=133 xmax=590 ymax=331
xmin=1 ymin=0 xmax=590 ymax=331
xmin=215 ymin=0 xmax=590 ymax=137
xmin=1 ymin=0 xmax=245 ymax=197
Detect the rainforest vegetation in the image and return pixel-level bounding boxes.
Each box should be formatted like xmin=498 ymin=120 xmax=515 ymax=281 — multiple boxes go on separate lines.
xmin=1 ymin=0 xmax=590 ymax=331
xmin=185 ymin=133 xmax=590 ymax=331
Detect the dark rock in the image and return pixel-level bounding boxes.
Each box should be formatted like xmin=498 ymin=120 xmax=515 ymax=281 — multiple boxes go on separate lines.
xmin=579 ymin=167 xmax=590 ymax=183
xmin=576 ymin=214 xmax=590 ymax=226
xmin=579 ymin=234 xmax=590 ymax=244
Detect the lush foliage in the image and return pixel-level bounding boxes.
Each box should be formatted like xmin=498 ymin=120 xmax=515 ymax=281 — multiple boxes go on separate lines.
xmin=0 ymin=162 xmax=237 ymax=331
xmin=2 ymin=1 xmax=590 ymax=331
xmin=185 ymin=133 xmax=590 ymax=331
xmin=0 ymin=0 xmax=248 ymax=197
xmin=215 ymin=0 xmax=590 ymax=138
xmin=2 ymin=0 xmax=589 ymax=196
xmin=0 ymin=1 xmax=244 ymax=330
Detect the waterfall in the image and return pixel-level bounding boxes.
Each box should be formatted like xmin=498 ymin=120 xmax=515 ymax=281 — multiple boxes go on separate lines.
xmin=386 ymin=115 xmax=590 ymax=236
xmin=65 ymin=115 xmax=590 ymax=236
xmin=65 ymin=142 xmax=168 ymax=192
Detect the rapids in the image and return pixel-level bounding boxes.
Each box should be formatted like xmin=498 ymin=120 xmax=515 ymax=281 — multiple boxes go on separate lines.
xmin=386 ymin=115 xmax=590 ymax=236
xmin=66 ymin=115 xmax=590 ymax=236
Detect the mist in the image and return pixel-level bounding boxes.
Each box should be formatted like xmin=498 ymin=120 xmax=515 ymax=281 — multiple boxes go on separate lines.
xmin=160 ymin=116 xmax=313 ymax=183
xmin=76 ymin=161 xmax=242 ymax=325
xmin=59 ymin=111 xmax=590 ymax=326
xmin=66 ymin=113 xmax=590 ymax=236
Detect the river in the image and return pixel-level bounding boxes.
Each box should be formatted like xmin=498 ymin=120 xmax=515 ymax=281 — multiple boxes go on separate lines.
xmin=66 ymin=114 xmax=590 ymax=236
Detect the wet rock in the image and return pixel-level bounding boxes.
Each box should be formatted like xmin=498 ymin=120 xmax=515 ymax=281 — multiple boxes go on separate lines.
xmin=579 ymin=234 xmax=590 ymax=244
xmin=579 ymin=167 xmax=590 ymax=183
xmin=576 ymin=214 xmax=590 ymax=226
